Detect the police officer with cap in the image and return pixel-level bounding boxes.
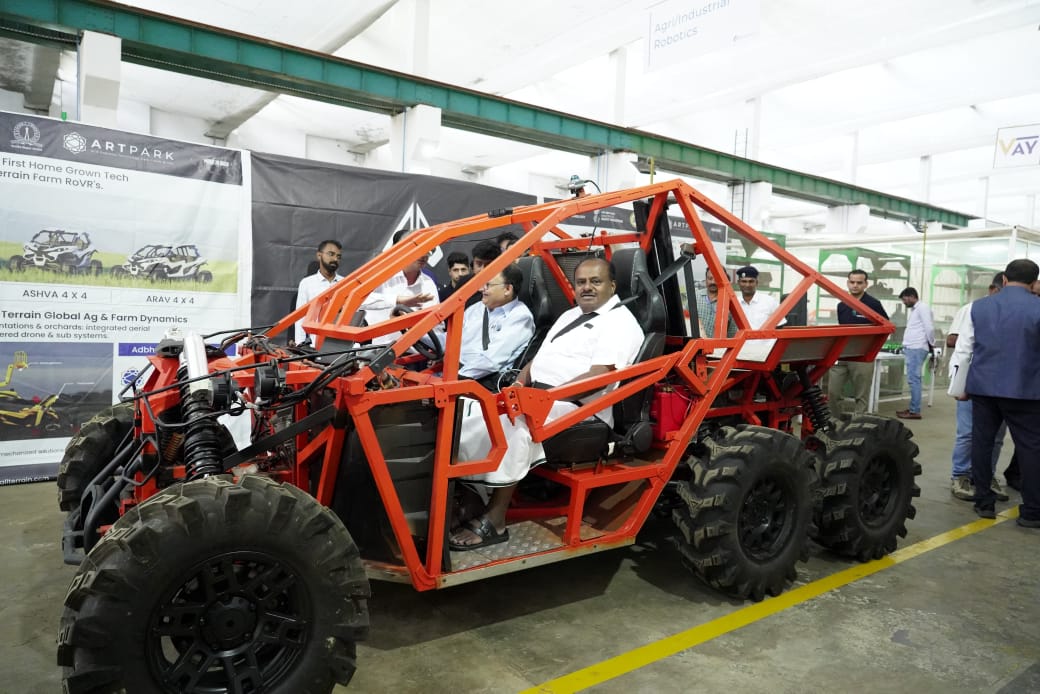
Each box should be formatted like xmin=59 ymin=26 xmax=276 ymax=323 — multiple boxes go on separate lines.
xmin=735 ymin=265 xmax=783 ymax=329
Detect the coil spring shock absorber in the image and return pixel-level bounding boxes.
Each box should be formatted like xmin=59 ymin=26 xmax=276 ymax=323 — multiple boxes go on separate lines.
xmin=795 ymin=365 xmax=833 ymax=433
xmin=179 ymin=332 xmax=223 ymax=480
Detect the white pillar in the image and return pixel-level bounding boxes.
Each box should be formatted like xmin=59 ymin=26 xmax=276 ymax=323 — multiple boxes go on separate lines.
xmin=610 ymin=46 xmax=628 ymax=125
xmin=412 ymin=0 xmax=430 ymax=76
xmin=977 ymin=176 xmax=990 ymax=224
xmin=746 ymin=181 xmax=772 ymax=231
xmin=918 ymin=155 xmax=932 ymax=203
xmin=390 ymin=104 xmax=441 ymax=175
xmin=744 ymin=97 xmax=762 ymax=159
xmin=593 ymin=151 xmax=637 ymax=191
xmin=77 ymin=31 xmax=121 ymax=127
xmin=826 ymin=204 xmax=870 ymax=235
xmin=840 ymin=131 xmax=859 ymax=184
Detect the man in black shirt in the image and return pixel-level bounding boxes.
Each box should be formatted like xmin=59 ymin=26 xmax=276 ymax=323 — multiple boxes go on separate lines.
xmin=828 ymin=269 xmax=890 ymax=414
xmin=437 ymin=251 xmax=471 ymax=301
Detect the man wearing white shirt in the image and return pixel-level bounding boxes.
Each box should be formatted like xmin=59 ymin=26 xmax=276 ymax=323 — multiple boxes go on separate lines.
xmin=294 ymin=240 xmax=343 ymax=345
xmin=735 ymin=265 xmax=784 ymax=329
xmin=459 ymin=263 xmax=534 ymax=384
xmin=946 ymin=273 xmax=1008 ymax=501
xmin=451 ymin=257 xmax=643 ymax=551
xmin=896 ymin=287 xmax=934 ymax=419
xmin=361 ymin=229 xmax=439 ymax=347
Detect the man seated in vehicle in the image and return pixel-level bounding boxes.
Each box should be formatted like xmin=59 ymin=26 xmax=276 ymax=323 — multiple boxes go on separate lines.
xmin=458 ymin=263 xmax=535 ymax=387
xmin=450 ymin=257 xmax=644 ymax=551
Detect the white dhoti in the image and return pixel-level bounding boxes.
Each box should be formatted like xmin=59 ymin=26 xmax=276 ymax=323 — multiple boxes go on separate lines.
xmin=456 ymin=397 xmax=577 ymax=486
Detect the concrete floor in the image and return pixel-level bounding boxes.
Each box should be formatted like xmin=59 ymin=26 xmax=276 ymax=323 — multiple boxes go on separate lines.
xmin=3 ymin=395 xmax=1038 ymax=694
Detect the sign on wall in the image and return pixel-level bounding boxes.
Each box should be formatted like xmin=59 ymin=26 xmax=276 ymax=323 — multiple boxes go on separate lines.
xmin=0 ymin=112 xmax=252 ymax=482
xmin=646 ymin=0 xmax=761 ymax=72
xmin=994 ymin=124 xmax=1040 ymax=168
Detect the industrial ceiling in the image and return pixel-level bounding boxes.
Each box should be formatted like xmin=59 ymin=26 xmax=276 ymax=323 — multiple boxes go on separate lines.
xmin=1 ymin=0 xmax=1039 ymax=230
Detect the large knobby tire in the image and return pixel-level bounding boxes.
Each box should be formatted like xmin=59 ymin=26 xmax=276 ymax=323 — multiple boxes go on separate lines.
xmin=811 ymin=413 xmax=921 ymax=561
xmin=672 ymin=426 xmax=819 ymax=602
xmin=58 ymin=475 xmax=371 ymax=694
xmin=57 ymin=403 xmax=134 ymax=512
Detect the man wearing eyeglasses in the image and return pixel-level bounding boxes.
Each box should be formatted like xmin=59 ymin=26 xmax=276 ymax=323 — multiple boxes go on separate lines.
xmin=451 ymin=257 xmax=643 ymax=551
xmin=459 ymin=263 xmax=534 ymax=384
xmin=294 ymin=239 xmax=343 ymax=345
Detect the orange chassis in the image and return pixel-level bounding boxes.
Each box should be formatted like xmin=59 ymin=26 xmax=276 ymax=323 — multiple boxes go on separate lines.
xmin=131 ymin=179 xmax=892 ymax=592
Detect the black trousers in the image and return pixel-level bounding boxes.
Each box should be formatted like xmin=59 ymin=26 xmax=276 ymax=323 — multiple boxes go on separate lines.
xmin=971 ymin=395 xmax=1040 ymax=520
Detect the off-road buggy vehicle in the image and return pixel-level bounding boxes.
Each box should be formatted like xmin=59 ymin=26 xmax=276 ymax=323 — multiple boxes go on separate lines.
xmin=8 ymin=229 xmax=102 ymax=275
xmin=113 ymin=243 xmax=213 ymax=282
xmin=56 ymin=180 xmax=920 ymax=693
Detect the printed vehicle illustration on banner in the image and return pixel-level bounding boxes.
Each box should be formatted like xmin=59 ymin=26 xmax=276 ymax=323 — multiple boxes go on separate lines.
xmin=8 ymin=229 xmax=103 ymax=275
xmin=0 ymin=393 xmax=63 ymax=439
xmin=113 ymin=243 xmax=213 ymax=282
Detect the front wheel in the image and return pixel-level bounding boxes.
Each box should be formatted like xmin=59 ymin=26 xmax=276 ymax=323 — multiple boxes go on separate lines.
xmin=672 ymin=426 xmax=818 ymax=601
xmin=8 ymin=255 xmax=25 ymax=271
xmin=58 ymin=475 xmax=371 ymax=693
xmin=811 ymin=414 xmax=921 ymax=561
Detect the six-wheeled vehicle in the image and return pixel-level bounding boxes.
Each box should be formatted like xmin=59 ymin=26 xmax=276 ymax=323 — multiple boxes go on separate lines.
xmin=8 ymin=229 xmax=102 ymax=275
xmin=56 ymin=180 xmax=920 ymax=693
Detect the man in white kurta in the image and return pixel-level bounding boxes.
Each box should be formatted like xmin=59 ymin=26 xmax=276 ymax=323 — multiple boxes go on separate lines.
xmin=294 ymin=240 xmax=344 ymax=344
xmin=360 ymin=230 xmax=439 ymax=347
xmin=451 ymin=257 xmax=644 ymax=550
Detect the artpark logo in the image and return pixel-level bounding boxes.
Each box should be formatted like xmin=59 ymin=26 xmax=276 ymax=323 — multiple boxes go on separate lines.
xmin=63 ymin=132 xmax=87 ymax=154
xmin=62 ymin=131 xmax=175 ymax=162
xmin=10 ymin=120 xmax=43 ymax=152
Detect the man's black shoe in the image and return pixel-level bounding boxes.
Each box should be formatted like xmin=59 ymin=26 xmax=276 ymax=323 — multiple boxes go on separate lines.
xmin=1017 ymin=517 xmax=1040 ymax=529
xmin=974 ymin=505 xmax=996 ymax=520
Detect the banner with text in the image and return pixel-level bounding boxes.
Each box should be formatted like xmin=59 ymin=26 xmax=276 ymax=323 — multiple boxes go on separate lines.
xmin=646 ymin=0 xmax=760 ymax=72
xmin=994 ymin=124 xmax=1040 ymax=168
xmin=0 ymin=112 xmax=252 ymax=482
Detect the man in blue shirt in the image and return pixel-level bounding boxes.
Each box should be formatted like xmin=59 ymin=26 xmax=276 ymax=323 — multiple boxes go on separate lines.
xmin=965 ymin=259 xmax=1040 ymax=525
xmin=459 ymin=263 xmax=534 ymax=387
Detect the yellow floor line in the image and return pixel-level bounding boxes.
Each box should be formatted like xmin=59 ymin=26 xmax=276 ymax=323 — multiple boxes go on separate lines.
xmin=521 ymin=508 xmax=1020 ymax=694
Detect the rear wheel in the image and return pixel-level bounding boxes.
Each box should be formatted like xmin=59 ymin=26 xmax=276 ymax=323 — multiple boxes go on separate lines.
xmin=811 ymin=414 xmax=921 ymax=561
xmin=672 ymin=426 xmax=818 ymax=601
xmin=57 ymin=403 xmax=134 ymax=512
xmin=58 ymin=475 xmax=370 ymax=694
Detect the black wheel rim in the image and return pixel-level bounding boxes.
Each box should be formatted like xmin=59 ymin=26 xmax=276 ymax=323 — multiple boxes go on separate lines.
xmin=860 ymin=454 xmax=897 ymax=526
xmin=146 ymin=551 xmax=311 ymax=693
xmin=738 ymin=475 xmax=795 ymax=562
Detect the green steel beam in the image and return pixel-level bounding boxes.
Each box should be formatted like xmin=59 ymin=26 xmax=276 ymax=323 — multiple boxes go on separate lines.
xmin=0 ymin=0 xmax=972 ymax=226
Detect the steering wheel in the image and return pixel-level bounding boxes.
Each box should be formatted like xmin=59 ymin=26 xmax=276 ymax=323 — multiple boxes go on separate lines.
xmin=391 ymin=304 xmax=444 ymax=362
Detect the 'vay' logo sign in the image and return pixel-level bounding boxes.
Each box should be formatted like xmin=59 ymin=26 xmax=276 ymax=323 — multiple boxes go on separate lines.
xmin=998 ymin=135 xmax=1038 ymax=157
xmin=994 ymin=126 xmax=1040 ymax=169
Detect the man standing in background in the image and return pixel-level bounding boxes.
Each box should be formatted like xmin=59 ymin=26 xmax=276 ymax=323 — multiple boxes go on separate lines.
xmin=895 ymin=287 xmax=934 ymax=420
xmin=438 ymin=251 xmax=471 ymax=301
xmin=946 ymin=272 xmax=1008 ymax=502
xmin=828 ymin=269 xmax=889 ymax=415
xmin=294 ymin=239 xmax=343 ymax=345
xmin=963 ymin=259 xmax=1040 ymax=525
